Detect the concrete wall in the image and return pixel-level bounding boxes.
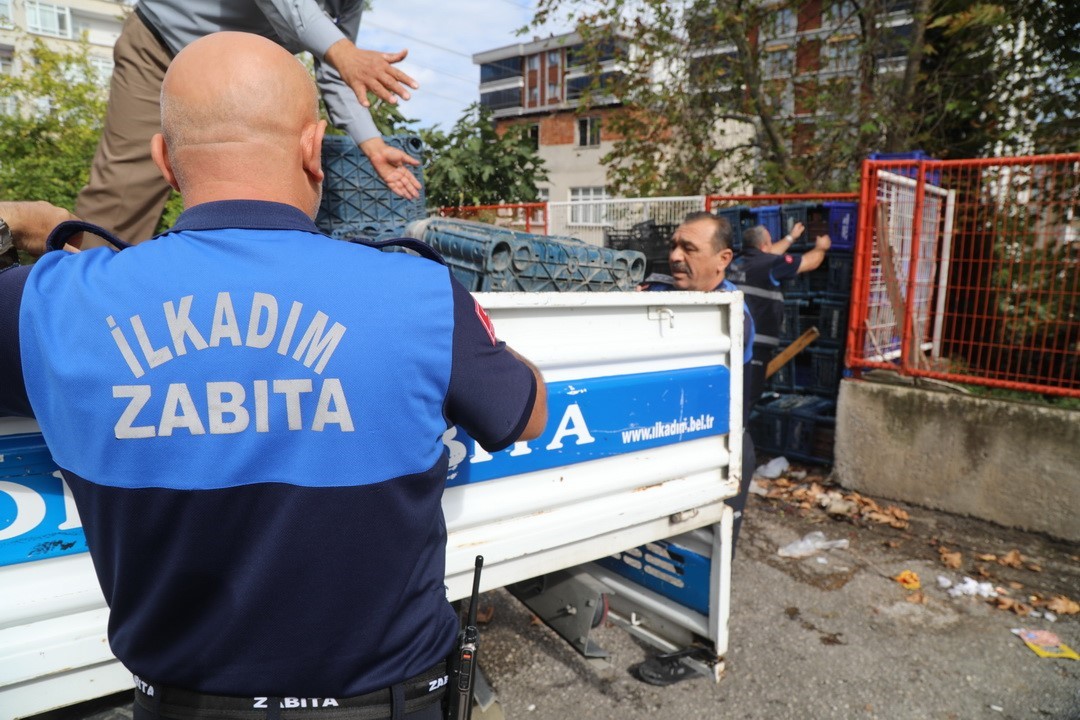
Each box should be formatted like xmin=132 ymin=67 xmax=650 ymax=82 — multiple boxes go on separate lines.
xmin=835 ymin=379 xmax=1080 ymax=542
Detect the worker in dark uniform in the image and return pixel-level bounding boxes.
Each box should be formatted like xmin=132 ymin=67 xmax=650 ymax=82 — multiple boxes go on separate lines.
xmin=0 ymin=33 xmax=546 ymax=720
xmin=727 ymin=222 xmax=831 ymax=413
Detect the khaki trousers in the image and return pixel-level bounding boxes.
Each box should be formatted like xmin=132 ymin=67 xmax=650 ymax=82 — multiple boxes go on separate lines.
xmin=75 ymin=12 xmax=173 ymax=248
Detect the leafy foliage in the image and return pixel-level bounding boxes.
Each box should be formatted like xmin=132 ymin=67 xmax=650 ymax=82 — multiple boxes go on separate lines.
xmin=0 ymin=36 xmax=106 ymax=209
xmin=531 ymin=0 xmax=1077 ymax=195
xmin=419 ymin=103 xmax=548 ymax=208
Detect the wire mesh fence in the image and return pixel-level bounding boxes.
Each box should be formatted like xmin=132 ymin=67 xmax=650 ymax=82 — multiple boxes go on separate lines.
xmin=846 ymin=155 xmax=1079 ymax=398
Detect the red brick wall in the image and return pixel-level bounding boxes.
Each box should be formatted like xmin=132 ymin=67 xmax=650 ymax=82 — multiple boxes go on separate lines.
xmin=497 ymin=107 xmax=626 ymax=146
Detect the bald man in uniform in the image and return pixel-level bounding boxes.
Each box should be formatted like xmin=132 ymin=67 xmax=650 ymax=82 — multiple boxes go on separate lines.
xmin=0 ymin=33 xmax=546 ymax=720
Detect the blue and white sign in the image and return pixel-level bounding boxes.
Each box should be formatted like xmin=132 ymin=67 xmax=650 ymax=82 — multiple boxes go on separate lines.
xmin=0 ymin=365 xmax=731 ymax=567
xmin=445 ymin=366 xmax=730 ymax=487
xmin=0 ymin=434 xmax=87 ymax=568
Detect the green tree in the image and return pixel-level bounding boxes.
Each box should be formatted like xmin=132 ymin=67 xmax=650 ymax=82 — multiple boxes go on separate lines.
xmin=0 ymin=36 xmax=106 ymax=209
xmin=531 ymin=0 xmax=1076 ymax=196
xmin=419 ymin=103 xmax=548 ymax=208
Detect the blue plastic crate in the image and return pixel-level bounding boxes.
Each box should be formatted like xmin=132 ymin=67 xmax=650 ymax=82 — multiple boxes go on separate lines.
xmin=781 ymin=271 xmax=813 ymax=299
xmin=816 ymin=298 xmax=850 ymax=346
xmin=316 ymin=134 xmax=426 ymax=235
xmin=408 ymin=217 xmax=646 ymax=292
xmin=779 ymin=298 xmax=812 ymax=342
xmin=715 ymin=205 xmax=755 ymax=252
xmin=785 ymin=399 xmax=837 ymax=465
xmin=824 ymin=202 xmax=858 ymax=251
xmin=596 ymin=540 xmax=712 ymax=616
xmin=750 ymin=392 xmax=820 ymax=451
xmin=825 ymin=251 xmax=855 ymax=297
xmin=867 ymin=151 xmax=941 ymax=185
xmin=330 ymin=222 xmax=406 ymax=243
xmin=808 ymin=346 xmax=844 ymax=397
xmin=750 ymin=205 xmax=783 ymax=243
xmin=781 ymin=202 xmax=829 ymax=239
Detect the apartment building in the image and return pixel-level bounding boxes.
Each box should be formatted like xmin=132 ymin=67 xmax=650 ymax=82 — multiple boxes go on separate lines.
xmin=0 ymin=0 xmax=127 ymax=112
xmin=689 ymin=0 xmax=915 ymax=156
xmin=473 ymin=32 xmax=629 ymax=213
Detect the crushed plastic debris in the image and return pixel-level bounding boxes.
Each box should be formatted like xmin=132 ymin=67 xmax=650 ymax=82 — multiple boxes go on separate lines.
xmin=754 ymin=456 xmax=789 ymax=479
xmin=947 ymin=577 xmax=998 ymax=599
xmin=777 ymin=531 xmax=849 ymax=558
xmin=748 ymin=479 xmax=769 ymax=496
xmin=937 ymin=575 xmax=953 ymax=589
xmin=1011 ymin=629 xmax=1080 ymax=660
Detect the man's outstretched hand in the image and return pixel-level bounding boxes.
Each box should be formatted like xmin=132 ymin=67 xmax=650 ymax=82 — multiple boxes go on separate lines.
xmin=325 ymin=40 xmax=418 ymax=106
xmin=359 ymin=137 xmax=422 ymax=200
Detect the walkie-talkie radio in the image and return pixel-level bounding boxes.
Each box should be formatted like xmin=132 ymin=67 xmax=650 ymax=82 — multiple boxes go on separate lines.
xmin=448 ymin=555 xmax=483 ymax=720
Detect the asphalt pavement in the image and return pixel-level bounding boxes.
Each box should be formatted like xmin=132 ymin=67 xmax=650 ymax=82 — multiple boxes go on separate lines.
xmin=31 ymin=466 xmax=1080 ymax=720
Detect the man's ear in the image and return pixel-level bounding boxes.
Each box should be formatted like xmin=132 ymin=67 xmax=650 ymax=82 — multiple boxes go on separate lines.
xmin=301 ymin=120 xmax=327 ymax=183
xmin=717 ymin=247 xmax=734 ymax=272
xmin=151 ymin=134 xmax=180 ymax=191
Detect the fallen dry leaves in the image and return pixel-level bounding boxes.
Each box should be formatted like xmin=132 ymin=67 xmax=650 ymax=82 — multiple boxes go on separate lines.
xmin=938 ymin=547 xmax=963 ymax=569
xmin=1044 ymin=595 xmax=1080 ymax=615
xmin=760 ymin=477 xmax=910 ymax=529
xmin=999 ymin=549 xmax=1025 ymax=568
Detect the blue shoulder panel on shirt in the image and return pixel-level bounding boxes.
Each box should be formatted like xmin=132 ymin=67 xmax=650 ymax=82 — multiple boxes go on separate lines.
xmin=19 ymin=227 xmax=455 ymax=490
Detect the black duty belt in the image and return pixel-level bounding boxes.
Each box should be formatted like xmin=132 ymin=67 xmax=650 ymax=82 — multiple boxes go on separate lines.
xmin=133 ymin=661 xmax=448 ymax=719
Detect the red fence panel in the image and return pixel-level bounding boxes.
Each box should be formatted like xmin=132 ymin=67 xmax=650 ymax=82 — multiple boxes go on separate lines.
xmin=846 ymin=155 xmax=1080 ymax=398
xmin=438 ymin=203 xmax=548 ymax=235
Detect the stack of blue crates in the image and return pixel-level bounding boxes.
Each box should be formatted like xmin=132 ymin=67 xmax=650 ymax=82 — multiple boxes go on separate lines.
xmin=318 ymin=135 xmax=646 ymax=292
xmin=713 ymin=205 xmax=756 ymax=252
xmin=746 ymin=200 xmax=858 ymax=465
xmin=603 ymin=220 xmax=675 ymax=277
xmin=408 ymin=217 xmax=647 ymax=292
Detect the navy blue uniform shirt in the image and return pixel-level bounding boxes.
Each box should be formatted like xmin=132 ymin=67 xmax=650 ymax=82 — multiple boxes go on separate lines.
xmin=0 ymin=200 xmax=537 ymax=697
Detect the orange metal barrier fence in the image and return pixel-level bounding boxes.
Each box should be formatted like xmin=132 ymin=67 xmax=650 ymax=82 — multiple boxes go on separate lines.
xmin=438 ymin=203 xmax=548 ymax=235
xmin=846 ymin=155 xmax=1079 ymax=398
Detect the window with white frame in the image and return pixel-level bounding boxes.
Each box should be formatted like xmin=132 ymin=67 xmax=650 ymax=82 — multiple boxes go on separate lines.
xmin=547 ymin=81 xmax=560 ymax=102
xmin=527 ymin=54 xmax=539 ymax=71
xmin=761 ymin=45 xmax=793 ymax=78
xmin=577 ymin=116 xmax=601 ymax=147
xmin=822 ymin=37 xmax=858 ymax=73
xmin=0 ymin=50 xmax=15 ymax=116
xmin=547 ymin=50 xmax=560 ymax=67
xmin=0 ymin=1 xmax=13 ymax=28
xmin=89 ymin=54 xmax=114 ymax=85
xmin=26 ymin=1 xmax=72 ymax=39
xmin=569 ymin=186 xmax=607 ymax=225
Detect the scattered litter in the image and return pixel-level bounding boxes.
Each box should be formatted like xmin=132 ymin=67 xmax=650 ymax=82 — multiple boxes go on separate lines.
xmin=816 ymin=556 xmax=829 ymax=565
xmin=754 ymin=456 xmax=789 ymax=479
xmin=748 ymin=479 xmax=768 ymax=496
xmin=948 ymin=577 xmax=997 ymax=599
xmin=1044 ymin=611 xmax=1057 ymax=623
xmin=757 ymin=477 xmax=910 ymax=529
xmin=527 ymin=704 xmax=537 ymax=712
xmin=990 ymin=705 xmax=1004 ymax=713
xmin=894 ymin=570 xmax=921 ymax=590
xmin=905 ymin=591 xmax=928 ymax=605
xmin=937 ymin=575 xmax=953 ymax=589
xmin=1011 ymin=628 xmax=1080 ymax=660
xmin=778 ymin=531 xmax=849 ymax=558
xmin=788 ymin=469 xmax=808 ymax=481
